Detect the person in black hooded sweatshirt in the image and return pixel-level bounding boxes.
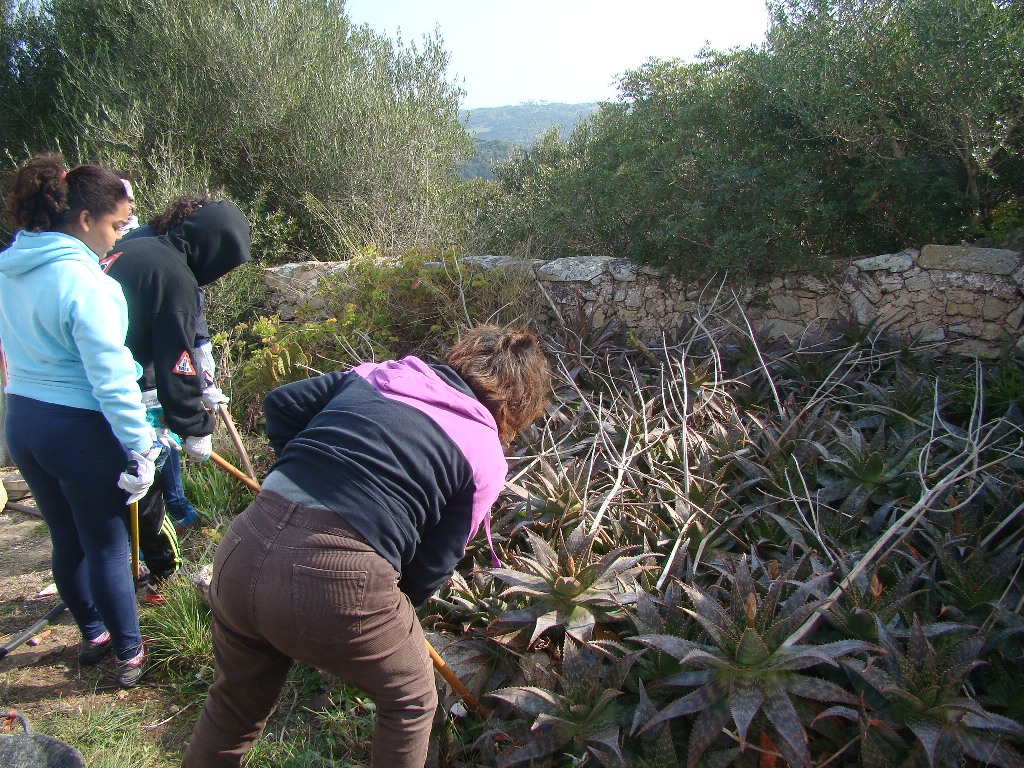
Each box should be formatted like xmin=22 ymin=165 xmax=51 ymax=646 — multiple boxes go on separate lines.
xmin=100 ymin=200 xmax=251 ymax=599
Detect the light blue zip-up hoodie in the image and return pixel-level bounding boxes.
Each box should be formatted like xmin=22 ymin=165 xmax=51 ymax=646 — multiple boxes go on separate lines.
xmin=0 ymin=230 xmax=152 ymax=453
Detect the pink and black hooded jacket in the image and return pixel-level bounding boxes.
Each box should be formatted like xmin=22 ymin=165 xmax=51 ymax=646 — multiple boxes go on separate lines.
xmin=262 ymin=357 xmax=508 ymax=606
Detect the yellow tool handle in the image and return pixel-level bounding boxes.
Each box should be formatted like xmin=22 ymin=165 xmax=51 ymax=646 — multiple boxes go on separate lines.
xmin=129 ymin=500 xmax=140 ymax=580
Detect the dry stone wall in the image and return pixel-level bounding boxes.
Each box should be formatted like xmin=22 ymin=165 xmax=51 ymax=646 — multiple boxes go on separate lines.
xmin=264 ymin=243 xmax=1024 ymax=358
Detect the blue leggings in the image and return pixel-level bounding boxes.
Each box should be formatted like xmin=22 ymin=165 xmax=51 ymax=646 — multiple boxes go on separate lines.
xmin=5 ymin=394 xmax=142 ymax=661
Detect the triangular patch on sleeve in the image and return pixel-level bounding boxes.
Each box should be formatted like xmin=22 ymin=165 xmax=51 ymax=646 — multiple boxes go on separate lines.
xmin=99 ymin=251 xmax=122 ymax=273
xmin=172 ymin=351 xmax=197 ymax=376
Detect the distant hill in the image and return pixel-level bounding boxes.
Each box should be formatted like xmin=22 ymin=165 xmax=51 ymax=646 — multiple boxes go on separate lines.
xmin=459 ymin=101 xmax=600 ymax=180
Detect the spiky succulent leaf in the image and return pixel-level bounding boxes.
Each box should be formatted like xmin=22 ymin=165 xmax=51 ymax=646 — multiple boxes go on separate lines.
xmin=763 ymin=681 xmax=812 ymax=768
xmin=963 ymin=711 xmax=1024 ymax=740
xmin=680 ymin=585 xmax=741 ymax=652
xmin=495 ymin=727 xmax=569 ymax=767
xmin=727 ymin=677 xmax=764 ymax=749
xmin=734 ymin=627 xmax=772 ymax=666
xmin=784 ymin=674 xmax=859 ymax=705
xmin=633 ymin=634 xmax=707 ymax=663
xmin=488 ymin=570 xmax=554 ymax=591
xmin=582 ymin=723 xmax=624 ymax=765
xmin=487 ymin=685 xmax=561 ymax=717
xmin=656 ymin=669 xmax=714 ymax=688
xmin=729 ymin=557 xmax=759 ymax=629
xmin=959 ymin=730 xmax=1024 ymax=768
xmin=523 ymin=528 xmax=560 ymax=571
xmin=685 ymin=700 xmax=732 ymax=768
xmin=635 ymin=679 xmax=728 ymax=734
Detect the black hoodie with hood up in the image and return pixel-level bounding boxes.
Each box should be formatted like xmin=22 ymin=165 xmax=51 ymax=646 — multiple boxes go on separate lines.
xmin=101 ymin=200 xmax=251 ymax=438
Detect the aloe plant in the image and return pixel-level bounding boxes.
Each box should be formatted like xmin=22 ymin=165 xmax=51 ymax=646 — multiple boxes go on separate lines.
xmin=429 ymin=569 xmax=509 ymax=635
xmin=633 ymin=557 xmax=874 ymax=768
xmin=825 ymin=561 xmax=927 ymax=643
xmin=489 ymin=524 xmax=656 ymax=645
xmin=847 ymin=616 xmax=1024 ymax=768
xmin=487 ymin=637 xmax=633 ymax=767
xmin=815 ymin=425 xmax=917 ymax=505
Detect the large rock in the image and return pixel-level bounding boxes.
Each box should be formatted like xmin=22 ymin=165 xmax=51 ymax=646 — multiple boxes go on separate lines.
xmin=918 ymin=245 xmax=1022 ymax=275
xmin=853 ymin=250 xmax=916 ymax=273
xmin=536 ymin=255 xmax=611 ymax=282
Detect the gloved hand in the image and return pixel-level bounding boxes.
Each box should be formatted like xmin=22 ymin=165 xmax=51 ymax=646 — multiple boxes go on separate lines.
xmin=118 ymin=443 xmax=162 ymax=503
xmin=195 ymin=341 xmax=216 ymax=385
xmin=201 ymin=386 xmax=229 ymax=410
xmin=157 ymin=427 xmax=181 ymax=452
xmin=183 ymin=434 xmax=212 ymax=462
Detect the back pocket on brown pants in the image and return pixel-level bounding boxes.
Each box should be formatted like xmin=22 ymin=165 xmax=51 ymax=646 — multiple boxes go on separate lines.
xmin=291 ymin=565 xmax=368 ymax=642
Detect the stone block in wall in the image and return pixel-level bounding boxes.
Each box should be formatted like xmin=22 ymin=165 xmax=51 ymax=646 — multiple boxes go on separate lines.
xmin=980 ymin=324 xmax=1010 ymax=342
xmin=983 ymin=296 xmax=1014 ymax=322
xmin=1013 ymin=263 xmax=1024 ymax=291
xmin=903 ymin=269 xmax=932 ymax=292
xmin=855 ymin=273 xmax=883 ymax=304
xmin=770 ymin=294 xmax=802 ymax=317
xmin=537 ymin=256 xmax=611 ymax=282
xmin=949 ymin=322 xmax=977 ymax=336
xmin=1006 ymin=304 xmax=1024 ymax=330
xmin=853 ymin=250 xmax=916 ymax=273
xmin=919 ymin=244 xmax=1022 ymax=275
xmin=608 ymin=259 xmax=639 ymax=281
xmin=876 ymin=273 xmax=906 ymax=293
xmin=462 ymin=254 xmax=520 ymax=270
xmin=766 ymin=319 xmax=808 ymax=340
xmin=850 ymin=293 xmax=874 ymax=324
xmin=909 ymin=322 xmax=946 ymax=343
xmin=793 ymin=274 xmax=831 ymax=294
xmin=816 ymin=295 xmax=841 ymax=319
xmin=947 ymin=301 xmax=981 ymax=319
xmin=959 ymin=339 xmax=1002 ymax=358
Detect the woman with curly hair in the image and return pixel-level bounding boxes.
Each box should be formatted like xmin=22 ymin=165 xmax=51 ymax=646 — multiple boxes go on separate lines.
xmin=0 ymin=153 xmax=162 ymax=688
xmin=183 ymin=324 xmax=551 ymax=768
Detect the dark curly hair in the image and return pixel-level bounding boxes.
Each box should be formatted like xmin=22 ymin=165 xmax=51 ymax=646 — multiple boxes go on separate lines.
xmin=148 ymin=194 xmax=213 ymax=235
xmin=4 ymin=152 xmax=129 ymax=232
xmin=444 ymin=324 xmax=551 ymax=445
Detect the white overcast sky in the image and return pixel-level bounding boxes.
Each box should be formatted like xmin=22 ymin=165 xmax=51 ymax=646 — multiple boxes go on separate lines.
xmin=344 ymin=0 xmax=771 ymax=109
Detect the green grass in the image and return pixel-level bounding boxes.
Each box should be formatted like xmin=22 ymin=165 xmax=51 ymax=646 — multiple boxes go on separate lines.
xmin=41 ymin=698 xmax=178 ymax=768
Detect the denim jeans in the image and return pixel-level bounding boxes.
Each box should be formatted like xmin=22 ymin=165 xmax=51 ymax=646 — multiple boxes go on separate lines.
xmin=183 ymin=491 xmax=437 ymax=768
xmin=5 ymin=394 xmax=143 ymax=661
xmin=159 ymin=446 xmax=197 ymax=524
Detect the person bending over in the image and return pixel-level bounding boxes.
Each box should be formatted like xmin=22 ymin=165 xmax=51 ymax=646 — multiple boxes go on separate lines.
xmin=183 ymin=324 xmax=550 ymax=768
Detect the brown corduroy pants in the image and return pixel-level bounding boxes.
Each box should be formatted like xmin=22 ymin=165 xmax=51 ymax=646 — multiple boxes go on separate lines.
xmin=182 ymin=491 xmax=437 ymax=768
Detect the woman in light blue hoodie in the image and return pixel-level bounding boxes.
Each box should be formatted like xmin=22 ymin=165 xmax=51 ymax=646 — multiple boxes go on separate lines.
xmin=0 ymin=153 xmax=161 ymax=688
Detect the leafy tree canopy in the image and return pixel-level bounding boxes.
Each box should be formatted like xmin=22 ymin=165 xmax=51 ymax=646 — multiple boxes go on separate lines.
xmin=480 ymin=0 xmax=1024 ymax=277
xmin=0 ymin=0 xmax=473 ymax=256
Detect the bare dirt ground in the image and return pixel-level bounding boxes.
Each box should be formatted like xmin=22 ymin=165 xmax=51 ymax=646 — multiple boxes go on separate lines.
xmin=0 ymin=466 xmax=189 ymax=761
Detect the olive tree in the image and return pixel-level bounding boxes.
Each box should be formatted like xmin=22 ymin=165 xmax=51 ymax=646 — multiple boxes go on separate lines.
xmin=766 ymin=0 xmax=1024 ymax=225
xmin=2 ymin=0 xmax=473 ymax=255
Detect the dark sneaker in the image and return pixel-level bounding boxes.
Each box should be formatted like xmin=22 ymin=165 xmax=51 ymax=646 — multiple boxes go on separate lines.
xmin=79 ymin=633 xmax=111 ymax=665
xmin=114 ymin=650 xmax=151 ymax=688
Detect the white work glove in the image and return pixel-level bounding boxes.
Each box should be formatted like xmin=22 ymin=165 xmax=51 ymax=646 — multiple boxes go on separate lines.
xmin=183 ymin=434 xmax=212 ymax=462
xmin=201 ymin=385 xmax=229 ymax=410
xmin=118 ymin=442 xmax=162 ymax=504
xmin=195 ymin=341 xmax=216 ymax=385
xmin=157 ymin=427 xmax=181 ymax=452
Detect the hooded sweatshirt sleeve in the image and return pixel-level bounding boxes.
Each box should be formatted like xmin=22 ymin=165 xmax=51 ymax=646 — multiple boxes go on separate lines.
xmin=263 ymin=371 xmax=352 ymax=455
xmin=150 ymin=291 xmax=213 ymax=438
xmin=67 ymin=268 xmax=153 ymax=453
